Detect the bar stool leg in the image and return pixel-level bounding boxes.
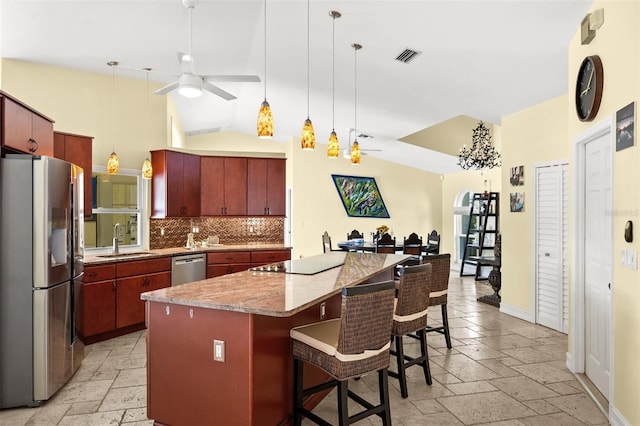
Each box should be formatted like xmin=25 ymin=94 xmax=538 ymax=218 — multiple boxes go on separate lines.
xmin=394 ymin=335 xmax=409 ymax=398
xmin=378 ymin=369 xmax=392 ymax=426
xmin=418 ymin=328 xmax=432 ymax=385
xmin=442 ymin=304 xmax=452 ymax=349
xmin=337 ymin=380 xmax=348 ymax=425
xmin=293 ymin=359 xmax=304 ymax=426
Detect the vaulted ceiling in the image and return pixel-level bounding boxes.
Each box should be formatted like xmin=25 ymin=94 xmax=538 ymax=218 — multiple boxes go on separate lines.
xmin=0 ymin=0 xmax=592 ymax=173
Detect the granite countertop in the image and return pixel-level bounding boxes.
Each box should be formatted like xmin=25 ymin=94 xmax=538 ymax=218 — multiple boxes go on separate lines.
xmin=83 ymin=243 xmax=291 ymax=265
xmin=140 ymin=251 xmax=410 ymax=317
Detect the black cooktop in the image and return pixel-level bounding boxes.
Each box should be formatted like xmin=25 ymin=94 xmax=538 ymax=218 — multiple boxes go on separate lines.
xmin=250 ymin=252 xmax=347 ymax=275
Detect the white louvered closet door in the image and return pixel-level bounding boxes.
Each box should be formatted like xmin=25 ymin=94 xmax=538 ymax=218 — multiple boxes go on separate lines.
xmin=535 ymin=163 xmax=569 ymax=333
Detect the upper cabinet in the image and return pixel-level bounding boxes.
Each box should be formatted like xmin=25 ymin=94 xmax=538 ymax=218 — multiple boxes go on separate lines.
xmin=151 ymin=150 xmax=201 ymax=218
xmin=201 ymin=156 xmax=248 ymax=216
xmin=247 ymin=158 xmax=286 ymax=216
xmin=54 ymin=132 xmax=93 ymax=219
xmin=1 ymin=92 xmax=54 ymax=157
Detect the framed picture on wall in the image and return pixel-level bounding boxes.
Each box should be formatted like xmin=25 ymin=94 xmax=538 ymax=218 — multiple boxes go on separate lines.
xmin=616 ymin=102 xmax=635 ymax=151
xmin=331 ymin=175 xmax=390 ymax=218
xmin=510 ymin=192 xmax=524 ymax=212
xmin=510 ymin=165 xmax=524 ymax=186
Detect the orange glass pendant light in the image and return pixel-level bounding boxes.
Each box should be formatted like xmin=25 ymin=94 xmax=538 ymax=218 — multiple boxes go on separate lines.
xmin=327 ymin=10 xmax=341 ymax=158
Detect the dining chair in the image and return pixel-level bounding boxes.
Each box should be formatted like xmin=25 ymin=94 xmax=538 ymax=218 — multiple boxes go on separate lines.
xmin=389 ymin=263 xmax=432 ymax=398
xmin=290 ymin=280 xmax=396 ymax=425
xmin=423 ymin=230 xmax=441 ymax=255
xmin=376 ymin=233 xmax=396 ymax=254
xmin=322 ymin=231 xmax=340 ymax=253
xmin=347 ymin=229 xmax=364 ymax=240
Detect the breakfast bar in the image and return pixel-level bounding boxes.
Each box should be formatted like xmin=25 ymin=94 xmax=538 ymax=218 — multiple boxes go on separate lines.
xmin=141 ymin=251 xmax=409 ymax=426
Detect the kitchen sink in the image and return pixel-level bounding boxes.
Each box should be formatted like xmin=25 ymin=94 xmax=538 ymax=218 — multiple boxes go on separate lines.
xmin=96 ymin=251 xmax=157 ymax=258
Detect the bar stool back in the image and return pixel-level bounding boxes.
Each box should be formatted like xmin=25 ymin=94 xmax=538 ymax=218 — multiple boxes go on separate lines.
xmin=424 ymin=253 xmax=452 ymax=348
xmin=290 ymin=280 xmax=396 ymax=425
xmin=389 ymin=263 xmax=432 ymax=398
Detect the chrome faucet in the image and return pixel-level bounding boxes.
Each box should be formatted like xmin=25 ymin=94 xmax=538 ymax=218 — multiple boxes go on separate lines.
xmin=113 ymin=223 xmax=121 ymax=254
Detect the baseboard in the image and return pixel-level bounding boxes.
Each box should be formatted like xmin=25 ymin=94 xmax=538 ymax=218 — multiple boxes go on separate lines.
xmin=609 ymin=405 xmax=630 ymax=426
xmin=565 ymin=351 xmax=576 ymax=372
xmin=499 ymin=302 xmax=533 ymax=322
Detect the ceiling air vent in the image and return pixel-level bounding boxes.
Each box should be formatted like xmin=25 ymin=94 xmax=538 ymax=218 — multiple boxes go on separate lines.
xmin=395 ymin=48 xmax=421 ymax=63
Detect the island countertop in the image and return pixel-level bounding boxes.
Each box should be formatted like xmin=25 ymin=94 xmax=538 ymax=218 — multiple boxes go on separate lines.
xmin=141 ymin=251 xmax=409 ymax=317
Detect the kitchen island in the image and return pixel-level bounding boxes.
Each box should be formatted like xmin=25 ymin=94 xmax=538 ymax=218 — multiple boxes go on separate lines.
xmin=141 ymin=251 xmax=409 ymax=426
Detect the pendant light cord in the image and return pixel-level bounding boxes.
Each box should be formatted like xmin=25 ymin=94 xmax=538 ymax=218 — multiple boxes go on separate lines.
xmin=264 ymin=0 xmax=267 ymax=100
xmin=306 ymin=0 xmax=310 ymax=118
xmin=331 ymin=13 xmax=335 ymax=130
xmin=354 ymin=46 xmax=357 ymax=139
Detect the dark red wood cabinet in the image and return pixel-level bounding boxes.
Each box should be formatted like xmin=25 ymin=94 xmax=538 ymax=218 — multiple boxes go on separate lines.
xmin=53 ymin=131 xmax=93 ymax=219
xmin=247 ymin=158 xmax=286 ymax=216
xmin=151 ymin=150 xmax=201 ymax=218
xmin=200 ymin=156 xmax=247 ymax=216
xmin=1 ymin=92 xmax=54 ymax=157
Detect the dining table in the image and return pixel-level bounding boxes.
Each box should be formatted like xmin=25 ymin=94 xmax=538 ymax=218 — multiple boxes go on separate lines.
xmin=337 ymin=240 xmax=404 ymax=252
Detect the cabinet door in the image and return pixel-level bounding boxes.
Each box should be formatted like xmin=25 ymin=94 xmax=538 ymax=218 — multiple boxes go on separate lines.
xmin=201 ymin=157 xmax=226 ymax=216
xmin=182 ymin=153 xmax=201 ymax=217
xmin=223 ymin=157 xmax=247 ymax=215
xmin=247 ymin=158 xmax=268 ymax=215
xmin=266 ymin=159 xmax=286 ymax=216
xmin=165 ymin=151 xmax=185 ymax=217
xmin=3 ymin=97 xmax=33 ymax=153
xmin=116 ymin=271 xmax=171 ymax=328
xmin=82 ymin=280 xmax=116 ymax=337
xmin=31 ymin=113 xmax=54 ymax=156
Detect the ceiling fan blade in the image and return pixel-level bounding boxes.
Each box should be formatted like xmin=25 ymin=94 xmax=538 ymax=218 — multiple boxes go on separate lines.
xmin=154 ymin=80 xmax=180 ymax=95
xmin=202 ymin=75 xmax=261 ymax=83
xmin=203 ymin=82 xmax=236 ymax=100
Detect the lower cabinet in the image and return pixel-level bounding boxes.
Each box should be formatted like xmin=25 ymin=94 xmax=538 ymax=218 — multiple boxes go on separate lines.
xmin=250 ymin=250 xmax=291 ymax=267
xmin=79 ymin=257 xmax=171 ymax=344
xmin=207 ymin=251 xmax=251 ymax=278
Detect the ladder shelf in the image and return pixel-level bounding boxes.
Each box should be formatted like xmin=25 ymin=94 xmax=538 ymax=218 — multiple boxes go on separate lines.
xmin=460 ymin=192 xmax=500 ymax=280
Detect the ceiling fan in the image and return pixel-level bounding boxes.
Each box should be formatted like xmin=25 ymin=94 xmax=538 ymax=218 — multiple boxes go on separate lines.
xmin=155 ymin=0 xmax=260 ymax=100
xmin=342 ymin=128 xmax=382 ymax=158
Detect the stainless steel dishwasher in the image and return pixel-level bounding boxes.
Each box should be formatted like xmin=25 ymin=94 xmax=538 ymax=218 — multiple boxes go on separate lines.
xmin=171 ymin=253 xmax=206 ymax=286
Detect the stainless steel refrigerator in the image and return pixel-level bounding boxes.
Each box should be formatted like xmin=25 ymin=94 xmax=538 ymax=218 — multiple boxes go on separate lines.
xmin=0 ymin=154 xmax=84 ymax=408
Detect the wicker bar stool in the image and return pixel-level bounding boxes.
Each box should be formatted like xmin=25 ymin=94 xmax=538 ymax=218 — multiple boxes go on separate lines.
xmin=290 ymin=281 xmax=396 ymax=426
xmin=424 ymin=254 xmax=452 ymax=349
xmin=389 ymin=263 xmax=432 ymax=398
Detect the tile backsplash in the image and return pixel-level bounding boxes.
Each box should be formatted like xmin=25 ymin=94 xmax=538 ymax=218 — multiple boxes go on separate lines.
xmin=150 ymin=217 xmax=284 ymax=249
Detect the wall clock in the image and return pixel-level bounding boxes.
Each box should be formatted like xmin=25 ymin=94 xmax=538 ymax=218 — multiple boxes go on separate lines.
xmin=575 ymin=55 xmax=604 ymax=122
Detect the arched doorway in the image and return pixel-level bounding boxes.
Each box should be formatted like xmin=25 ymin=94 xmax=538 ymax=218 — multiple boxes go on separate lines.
xmin=452 ymin=190 xmax=472 ymax=271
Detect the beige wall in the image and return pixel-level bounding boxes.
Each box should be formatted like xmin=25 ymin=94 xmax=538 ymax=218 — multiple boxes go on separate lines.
xmin=567 ymin=2 xmax=640 ymax=424
xmin=499 ymin=95 xmax=570 ymax=312
xmin=0 ymin=59 xmax=168 ymax=170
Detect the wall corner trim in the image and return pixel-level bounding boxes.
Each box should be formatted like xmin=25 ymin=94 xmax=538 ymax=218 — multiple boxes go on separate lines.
xmin=499 ymin=303 xmax=534 ymax=322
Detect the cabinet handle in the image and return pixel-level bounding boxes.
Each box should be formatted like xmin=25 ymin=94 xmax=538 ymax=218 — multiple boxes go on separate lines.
xmin=267 ymin=207 xmax=270 ymax=215
xmin=28 ymin=138 xmax=38 ymax=153
xmin=112 ymin=282 xmax=116 ymax=291
xmin=221 ymin=207 xmax=224 ymax=215
xmin=86 ymin=271 xmax=97 ymax=278
xmin=224 ymin=207 xmax=227 ymax=214
xmin=264 ymin=207 xmax=267 ymax=215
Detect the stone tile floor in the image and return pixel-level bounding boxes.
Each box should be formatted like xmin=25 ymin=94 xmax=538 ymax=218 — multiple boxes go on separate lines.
xmin=0 ymin=275 xmax=608 ymax=425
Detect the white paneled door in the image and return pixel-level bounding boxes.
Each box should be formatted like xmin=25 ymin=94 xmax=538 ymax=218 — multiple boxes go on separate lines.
xmin=584 ymin=131 xmax=612 ymax=399
xmin=535 ymin=163 xmax=569 ymax=333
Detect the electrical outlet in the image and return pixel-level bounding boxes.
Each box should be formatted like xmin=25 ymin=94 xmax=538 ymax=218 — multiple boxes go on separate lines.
xmin=320 ymin=302 xmax=326 ymax=320
xmin=160 ymin=228 xmax=165 ymax=236
xmin=213 ymin=340 xmax=225 ymax=362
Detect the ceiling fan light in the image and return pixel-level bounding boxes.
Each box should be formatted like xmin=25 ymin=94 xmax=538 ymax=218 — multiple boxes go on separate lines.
xmin=350 ymin=140 xmax=361 ymax=165
xmin=257 ymin=99 xmax=274 ymax=139
xmin=178 ymin=74 xmax=203 ymax=98
xmin=301 ymin=118 xmax=316 ymax=150
xmin=178 ymin=85 xmax=202 ymax=98
xmin=327 ymin=130 xmax=340 ymax=158
xmin=107 ymin=152 xmax=120 ymax=175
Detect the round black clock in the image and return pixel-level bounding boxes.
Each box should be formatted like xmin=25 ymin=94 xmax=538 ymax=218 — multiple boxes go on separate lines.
xmin=575 ymin=55 xmax=604 ymax=122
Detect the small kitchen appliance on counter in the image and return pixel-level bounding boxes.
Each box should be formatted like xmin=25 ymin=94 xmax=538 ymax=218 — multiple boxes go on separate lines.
xmin=0 ymin=155 xmax=85 ymax=408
